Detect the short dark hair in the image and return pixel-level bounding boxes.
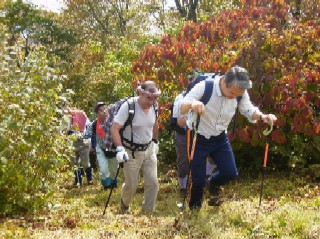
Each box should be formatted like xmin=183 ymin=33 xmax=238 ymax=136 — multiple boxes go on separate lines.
xmin=225 ymin=66 xmax=252 ymax=89
xmin=94 ymin=102 xmax=105 ymax=113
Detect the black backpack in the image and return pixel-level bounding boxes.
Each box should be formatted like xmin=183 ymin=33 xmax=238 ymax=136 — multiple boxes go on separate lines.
xmin=92 ymin=97 xmax=159 ymax=156
xmin=117 ymin=97 xmax=158 ymax=150
xmin=168 ymin=98 xmax=186 ymax=134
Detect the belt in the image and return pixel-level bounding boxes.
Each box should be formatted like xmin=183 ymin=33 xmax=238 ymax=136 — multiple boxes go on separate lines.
xmin=122 ymin=138 xmax=151 ymax=151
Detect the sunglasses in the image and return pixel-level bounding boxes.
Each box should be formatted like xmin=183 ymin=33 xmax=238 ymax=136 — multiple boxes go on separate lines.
xmin=147 ymin=95 xmax=159 ymax=101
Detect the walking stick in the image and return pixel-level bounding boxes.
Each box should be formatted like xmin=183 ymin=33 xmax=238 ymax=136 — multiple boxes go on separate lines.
xmin=178 ymin=113 xmax=200 ymax=211
xmin=259 ymin=143 xmax=269 ymax=206
xmin=103 ymin=162 xmax=123 ymax=215
xmin=258 ymin=124 xmax=273 ymax=207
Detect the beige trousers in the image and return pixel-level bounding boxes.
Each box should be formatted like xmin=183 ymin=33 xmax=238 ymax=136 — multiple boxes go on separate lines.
xmin=121 ymin=142 xmax=158 ymax=212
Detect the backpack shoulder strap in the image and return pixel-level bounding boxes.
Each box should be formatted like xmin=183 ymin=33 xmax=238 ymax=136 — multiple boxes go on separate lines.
xmin=91 ymin=119 xmax=97 ymax=148
xmin=153 ymin=102 xmax=159 ymax=119
xmin=236 ymin=96 xmax=242 ymax=103
xmin=123 ymin=97 xmax=135 ymax=129
xmin=200 ymin=80 xmax=214 ymax=105
xmin=92 ymin=119 xmax=97 ymax=132
xmin=120 ymin=97 xmax=136 ymax=158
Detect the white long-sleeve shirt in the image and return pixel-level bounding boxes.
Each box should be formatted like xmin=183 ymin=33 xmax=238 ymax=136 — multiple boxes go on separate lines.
xmin=182 ymin=77 xmax=261 ymax=139
xmin=172 ymin=92 xmax=187 ymax=118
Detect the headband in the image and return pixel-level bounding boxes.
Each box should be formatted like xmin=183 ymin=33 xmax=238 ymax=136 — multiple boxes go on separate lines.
xmin=137 ymin=85 xmax=161 ymax=97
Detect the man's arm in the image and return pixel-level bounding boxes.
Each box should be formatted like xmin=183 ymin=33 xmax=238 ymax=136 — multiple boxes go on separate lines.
xmin=238 ymin=91 xmax=277 ymax=124
xmin=111 ymin=121 xmax=129 ymax=162
xmin=111 ymin=122 xmax=123 ymax=147
xmin=180 ymin=81 xmax=206 ymax=115
xmin=180 ymin=101 xmax=205 ymax=115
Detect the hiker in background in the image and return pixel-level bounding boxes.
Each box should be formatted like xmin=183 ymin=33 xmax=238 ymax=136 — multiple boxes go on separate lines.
xmin=64 ymin=106 xmax=93 ymax=187
xmin=91 ymin=102 xmax=119 ymax=190
xmin=179 ymin=66 xmax=277 ymax=209
xmin=111 ymin=81 xmax=160 ymax=213
xmin=172 ymin=69 xmax=216 ymax=198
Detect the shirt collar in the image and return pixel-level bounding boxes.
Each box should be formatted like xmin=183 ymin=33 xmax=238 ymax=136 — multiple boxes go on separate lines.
xmin=214 ymin=76 xmax=223 ymax=97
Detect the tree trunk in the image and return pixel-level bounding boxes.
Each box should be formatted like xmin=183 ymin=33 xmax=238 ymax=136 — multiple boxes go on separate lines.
xmin=187 ymin=0 xmax=198 ymax=22
xmin=174 ymin=0 xmax=199 ymax=22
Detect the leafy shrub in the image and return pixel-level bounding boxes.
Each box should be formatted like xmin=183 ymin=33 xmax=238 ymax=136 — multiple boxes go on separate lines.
xmin=0 ymin=40 xmax=72 ymax=215
xmin=131 ymin=1 xmax=319 ymax=170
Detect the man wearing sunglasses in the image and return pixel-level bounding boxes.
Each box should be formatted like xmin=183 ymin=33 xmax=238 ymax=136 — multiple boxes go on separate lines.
xmin=111 ymin=81 xmax=161 ymax=213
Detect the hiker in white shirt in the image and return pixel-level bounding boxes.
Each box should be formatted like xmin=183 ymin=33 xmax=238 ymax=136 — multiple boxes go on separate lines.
xmin=111 ymin=81 xmax=160 ymax=213
xmin=180 ymin=66 xmax=277 ymax=209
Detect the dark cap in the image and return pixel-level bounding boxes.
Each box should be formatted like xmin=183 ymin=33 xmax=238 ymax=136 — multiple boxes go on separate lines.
xmin=94 ymin=102 xmax=105 ymax=113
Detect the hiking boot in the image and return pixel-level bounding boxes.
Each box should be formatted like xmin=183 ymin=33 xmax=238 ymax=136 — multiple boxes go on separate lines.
xmin=101 ymin=177 xmax=113 ymax=190
xmin=208 ymin=196 xmax=223 ymax=206
xmin=103 ymin=180 xmax=117 ymax=190
xmin=87 ymin=180 xmax=94 ymax=185
xmin=207 ymin=180 xmax=220 ymax=196
xmin=121 ymin=199 xmax=129 ymax=213
xmin=73 ymin=182 xmax=81 ymax=188
xmin=207 ymin=180 xmax=222 ymax=206
xmin=179 ymin=188 xmax=187 ymax=198
xmin=85 ymin=167 xmax=93 ymax=183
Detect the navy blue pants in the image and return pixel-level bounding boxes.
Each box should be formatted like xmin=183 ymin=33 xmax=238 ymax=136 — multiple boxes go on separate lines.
xmin=188 ymin=132 xmax=238 ymax=209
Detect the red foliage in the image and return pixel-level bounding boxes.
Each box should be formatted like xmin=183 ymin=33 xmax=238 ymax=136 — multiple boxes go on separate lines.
xmin=131 ymin=0 xmax=320 ymax=146
xmin=271 ymin=130 xmax=287 ymax=144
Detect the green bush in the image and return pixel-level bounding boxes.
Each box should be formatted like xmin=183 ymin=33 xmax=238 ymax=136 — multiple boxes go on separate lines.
xmin=0 ymin=41 xmax=72 ymax=215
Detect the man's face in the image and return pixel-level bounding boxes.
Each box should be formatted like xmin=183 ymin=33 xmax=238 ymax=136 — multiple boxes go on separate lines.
xmin=142 ymin=92 xmax=158 ymax=107
xmin=97 ymin=105 xmax=108 ymax=118
xmin=221 ymin=79 xmax=245 ymax=99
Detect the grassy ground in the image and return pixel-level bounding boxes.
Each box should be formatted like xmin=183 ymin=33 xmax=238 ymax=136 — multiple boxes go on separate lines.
xmin=1 ymin=164 xmax=319 ymax=239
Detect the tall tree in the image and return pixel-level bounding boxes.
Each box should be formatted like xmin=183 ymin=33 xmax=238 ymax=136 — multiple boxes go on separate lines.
xmin=174 ymin=0 xmax=199 ymax=22
xmin=0 ymin=0 xmax=77 ymax=61
xmin=62 ymin=0 xmax=158 ymax=44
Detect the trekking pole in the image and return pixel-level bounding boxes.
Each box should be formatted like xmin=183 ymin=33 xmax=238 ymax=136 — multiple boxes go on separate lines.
xmin=258 ymin=124 xmax=273 ymax=207
xmin=103 ymin=162 xmax=124 ymax=215
xmin=178 ymin=113 xmax=200 ymax=211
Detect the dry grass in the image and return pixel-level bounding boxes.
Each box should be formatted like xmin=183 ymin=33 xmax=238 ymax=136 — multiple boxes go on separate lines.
xmin=1 ymin=168 xmax=319 ymax=239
